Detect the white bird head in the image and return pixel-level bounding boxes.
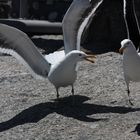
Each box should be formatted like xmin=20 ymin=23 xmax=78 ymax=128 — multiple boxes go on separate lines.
xmin=66 ymin=50 xmax=96 ymax=63
xmin=119 ymin=39 xmax=135 ymax=54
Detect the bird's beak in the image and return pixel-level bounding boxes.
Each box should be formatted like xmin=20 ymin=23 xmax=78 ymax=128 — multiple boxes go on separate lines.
xmin=85 ymin=54 xmax=96 ymax=63
xmin=119 ymin=47 xmax=125 ymax=55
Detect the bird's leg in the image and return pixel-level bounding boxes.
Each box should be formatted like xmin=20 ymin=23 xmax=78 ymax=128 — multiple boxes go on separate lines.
xmin=126 ymin=81 xmax=134 ymax=106
xmin=56 ymin=88 xmax=59 ymax=99
xmin=127 ymin=88 xmax=133 ymax=106
xmin=71 ymin=85 xmax=74 ymax=96
xmin=127 ymin=91 xmax=134 ymax=106
xmin=71 ymin=85 xmax=75 ymax=105
xmin=53 ymin=87 xmax=60 ymax=109
xmin=127 ymin=88 xmax=130 ymax=97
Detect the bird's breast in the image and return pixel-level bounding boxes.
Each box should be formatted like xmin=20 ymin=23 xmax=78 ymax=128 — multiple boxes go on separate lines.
xmin=123 ymin=54 xmax=140 ymax=82
xmin=48 ymin=64 xmax=77 ymax=88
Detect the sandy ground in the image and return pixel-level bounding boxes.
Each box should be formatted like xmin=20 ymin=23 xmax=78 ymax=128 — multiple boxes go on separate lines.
xmin=0 ymin=36 xmax=140 ymax=139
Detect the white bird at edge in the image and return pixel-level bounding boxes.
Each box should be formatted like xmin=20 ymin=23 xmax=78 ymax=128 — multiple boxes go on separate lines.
xmin=119 ymin=39 xmax=140 ymax=105
xmin=0 ymin=23 xmax=95 ymax=99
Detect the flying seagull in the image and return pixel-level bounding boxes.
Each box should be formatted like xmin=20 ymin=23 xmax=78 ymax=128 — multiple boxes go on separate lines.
xmin=119 ymin=39 xmax=140 ymax=105
xmin=0 ymin=23 xmax=95 ymax=98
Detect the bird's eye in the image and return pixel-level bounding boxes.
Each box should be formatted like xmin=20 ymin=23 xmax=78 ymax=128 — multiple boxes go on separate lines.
xmin=126 ymin=42 xmax=130 ymax=46
xmin=79 ymin=54 xmax=82 ymax=56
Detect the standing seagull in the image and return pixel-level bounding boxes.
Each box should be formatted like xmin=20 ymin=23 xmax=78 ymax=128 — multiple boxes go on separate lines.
xmin=119 ymin=39 xmax=140 ymax=105
xmin=119 ymin=0 xmax=140 ymax=105
xmin=0 ymin=23 xmax=95 ymax=98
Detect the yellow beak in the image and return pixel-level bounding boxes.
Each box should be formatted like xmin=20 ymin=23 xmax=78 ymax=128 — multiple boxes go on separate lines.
xmin=85 ymin=55 xmax=96 ymax=63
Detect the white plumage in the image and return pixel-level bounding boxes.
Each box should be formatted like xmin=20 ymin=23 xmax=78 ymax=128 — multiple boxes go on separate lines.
xmin=119 ymin=39 xmax=140 ymax=105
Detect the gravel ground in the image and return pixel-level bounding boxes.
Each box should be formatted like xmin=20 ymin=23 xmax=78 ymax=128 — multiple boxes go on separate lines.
xmin=0 ymin=37 xmax=140 ymax=139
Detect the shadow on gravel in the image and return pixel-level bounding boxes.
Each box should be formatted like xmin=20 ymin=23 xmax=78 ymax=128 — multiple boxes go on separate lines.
xmin=131 ymin=123 xmax=140 ymax=136
xmin=0 ymin=95 xmax=140 ymax=132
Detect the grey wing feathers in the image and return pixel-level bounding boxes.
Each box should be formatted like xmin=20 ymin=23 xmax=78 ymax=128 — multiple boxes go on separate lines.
xmin=0 ymin=23 xmax=50 ymax=79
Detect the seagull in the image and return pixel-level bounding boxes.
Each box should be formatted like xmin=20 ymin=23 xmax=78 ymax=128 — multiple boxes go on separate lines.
xmin=0 ymin=23 xmax=95 ymax=99
xmin=119 ymin=39 xmax=140 ymax=105
xmin=119 ymin=0 xmax=140 ymax=105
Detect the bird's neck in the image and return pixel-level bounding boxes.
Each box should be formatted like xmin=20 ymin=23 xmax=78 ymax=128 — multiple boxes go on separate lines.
xmin=64 ymin=57 xmax=77 ymax=68
xmin=123 ymin=47 xmax=138 ymax=59
xmin=125 ymin=46 xmax=136 ymax=54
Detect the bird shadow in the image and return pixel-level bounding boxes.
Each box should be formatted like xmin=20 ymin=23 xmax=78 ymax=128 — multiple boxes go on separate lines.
xmin=0 ymin=95 xmax=140 ymax=132
xmin=31 ymin=37 xmax=64 ymax=54
xmin=131 ymin=123 xmax=140 ymax=136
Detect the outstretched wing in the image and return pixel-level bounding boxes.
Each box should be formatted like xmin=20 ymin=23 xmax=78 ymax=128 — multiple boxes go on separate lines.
xmin=62 ymin=0 xmax=103 ymax=53
xmin=0 ymin=23 xmax=50 ymax=79
xmin=62 ymin=0 xmax=92 ymax=54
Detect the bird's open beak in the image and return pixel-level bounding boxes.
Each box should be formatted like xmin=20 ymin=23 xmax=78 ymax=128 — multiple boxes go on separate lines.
xmin=85 ymin=55 xmax=96 ymax=63
xmin=119 ymin=47 xmax=125 ymax=55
